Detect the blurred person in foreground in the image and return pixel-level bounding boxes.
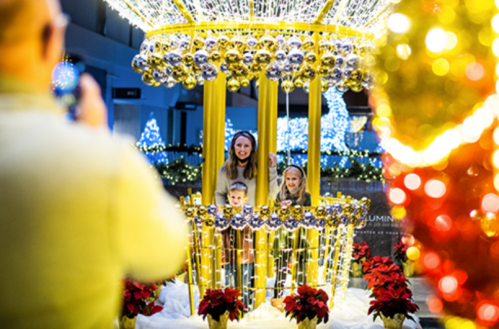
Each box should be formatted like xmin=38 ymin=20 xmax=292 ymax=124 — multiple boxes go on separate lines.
xmin=0 ymin=0 xmax=188 ymax=328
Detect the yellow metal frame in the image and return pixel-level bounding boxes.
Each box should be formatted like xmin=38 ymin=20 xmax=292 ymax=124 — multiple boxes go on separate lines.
xmin=146 ymin=21 xmax=374 ymax=39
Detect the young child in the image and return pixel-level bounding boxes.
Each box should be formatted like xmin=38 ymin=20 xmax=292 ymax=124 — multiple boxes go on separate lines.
xmin=272 ymin=165 xmax=311 ymax=306
xmin=222 ymin=182 xmax=254 ymax=308
xmin=275 ymin=164 xmax=312 ymax=207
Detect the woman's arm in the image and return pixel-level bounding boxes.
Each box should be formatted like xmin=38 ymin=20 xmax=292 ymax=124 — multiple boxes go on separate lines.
xmin=215 ymin=167 xmax=228 ymax=206
xmin=268 ymin=166 xmax=279 ymax=201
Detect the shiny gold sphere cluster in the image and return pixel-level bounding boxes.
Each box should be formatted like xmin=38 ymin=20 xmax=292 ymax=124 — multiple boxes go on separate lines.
xmin=182 ymin=196 xmax=371 ymax=231
xmin=132 ymin=33 xmax=374 ymax=93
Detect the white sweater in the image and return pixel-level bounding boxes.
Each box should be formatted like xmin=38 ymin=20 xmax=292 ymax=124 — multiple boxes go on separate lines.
xmin=215 ymin=165 xmax=279 ymax=206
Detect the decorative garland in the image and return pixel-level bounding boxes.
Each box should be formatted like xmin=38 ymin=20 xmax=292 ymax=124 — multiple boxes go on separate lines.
xmin=154 ymin=157 xmax=202 ymax=185
xmin=152 ymin=156 xmax=383 ymax=185
xmin=138 ymin=143 xmax=383 ymax=157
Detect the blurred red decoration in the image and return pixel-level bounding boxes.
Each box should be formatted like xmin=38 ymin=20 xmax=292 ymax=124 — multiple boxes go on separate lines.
xmin=388 ymin=125 xmax=499 ymax=326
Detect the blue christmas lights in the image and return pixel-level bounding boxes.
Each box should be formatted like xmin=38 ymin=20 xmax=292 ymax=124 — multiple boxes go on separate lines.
xmin=137 ymin=112 xmax=168 ymax=164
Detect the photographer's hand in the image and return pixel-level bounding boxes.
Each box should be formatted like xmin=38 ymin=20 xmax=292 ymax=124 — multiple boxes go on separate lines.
xmin=77 ymin=74 xmax=107 ymax=127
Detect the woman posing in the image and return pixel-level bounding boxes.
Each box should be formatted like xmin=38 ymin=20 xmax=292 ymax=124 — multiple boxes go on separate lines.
xmin=215 ymin=131 xmax=278 ymax=206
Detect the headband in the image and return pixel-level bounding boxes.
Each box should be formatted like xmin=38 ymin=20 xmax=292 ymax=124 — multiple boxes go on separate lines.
xmin=288 ymin=164 xmax=305 ymax=177
xmin=233 ymin=131 xmax=256 ymax=145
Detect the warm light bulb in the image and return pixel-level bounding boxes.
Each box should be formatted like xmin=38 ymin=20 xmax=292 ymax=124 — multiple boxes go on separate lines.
xmin=426 ymin=28 xmax=448 ymax=53
xmin=388 ymin=13 xmax=411 ymax=33
xmin=425 ymin=180 xmax=446 ymax=198
xmin=404 ymin=173 xmax=421 ymax=190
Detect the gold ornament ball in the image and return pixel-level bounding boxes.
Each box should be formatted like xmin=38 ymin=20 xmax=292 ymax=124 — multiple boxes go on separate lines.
xmin=321 ymin=78 xmax=329 ymax=93
xmin=302 ymin=36 xmax=315 ymax=51
xmin=181 ymin=53 xmax=194 ymax=66
xmin=142 ymin=70 xmax=156 ymax=86
xmin=152 ymin=40 xmax=162 ymax=53
xmin=350 ymin=69 xmax=363 ymax=82
xmin=281 ymin=80 xmax=295 ymax=93
xmin=182 ymin=76 xmax=197 ymax=90
xmin=250 ymin=62 xmax=262 ymax=73
xmin=255 ymin=49 xmax=272 ymax=65
xmin=294 ymin=78 xmax=304 ymax=88
xmin=230 ymin=63 xmax=249 ymax=78
xmin=148 ymin=53 xmax=164 ymax=68
xmin=192 ymin=64 xmax=203 ymax=74
xmin=217 ymin=35 xmax=230 ymax=49
xmin=132 ymin=61 xmax=144 ymax=74
xmin=318 ymin=39 xmax=332 ymax=54
xmin=240 ymin=78 xmax=250 ymax=87
xmin=160 ymin=41 xmax=170 ymax=53
xmin=209 ymin=51 xmax=222 ymax=63
xmin=231 ymin=36 xmax=246 ymax=51
xmin=172 ymin=64 xmax=188 ymax=82
xmin=225 ymin=49 xmax=242 ymax=65
xmin=317 ymin=65 xmax=330 ymax=77
xmin=321 ymin=53 xmax=336 ymax=68
xmin=227 ymin=78 xmax=241 ymax=92
xmin=259 ymin=34 xmax=276 ymax=49
xmin=349 ymin=82 xmax=364 ymax=93
xmin=305 ymin=52 xmax=317 ymax=64
xmin=300 ymin=64 xmax=316 ymax=82
xmin=481 ymin=213 xmax=499 ymax=238
xmin=192 ymin=35 xmax=205 ymax=49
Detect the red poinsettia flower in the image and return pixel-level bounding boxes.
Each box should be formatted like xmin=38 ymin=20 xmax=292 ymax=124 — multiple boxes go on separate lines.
xmin=393 ymin=241 xmax=409 ymax=264
xmin=284 ymin=285 xmax=329 ymax=325
xmin=121 ymin=278 xmax=161 ymax=318
xmin=198 ymin=288 xmax=246 ymax=322
xmin=352 ymin=241 xmax=372 ymax=261
xmin=141 ymin=301 xmax=164 ymax=316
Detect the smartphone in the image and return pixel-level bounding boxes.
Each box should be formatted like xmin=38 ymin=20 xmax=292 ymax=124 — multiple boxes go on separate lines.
xmin=52 ymin=54 xmax=85 ymax=121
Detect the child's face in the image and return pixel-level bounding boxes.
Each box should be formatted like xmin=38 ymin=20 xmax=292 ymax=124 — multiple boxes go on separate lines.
xmin=229 ymin=190 xmax=248 ymax=206
xmin=285 ymin=169 xmax=302 ymax=191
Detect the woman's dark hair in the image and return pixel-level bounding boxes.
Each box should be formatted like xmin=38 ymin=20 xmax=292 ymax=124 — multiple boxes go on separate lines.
xmin=222 ymin=131 xmax=257 ymax=180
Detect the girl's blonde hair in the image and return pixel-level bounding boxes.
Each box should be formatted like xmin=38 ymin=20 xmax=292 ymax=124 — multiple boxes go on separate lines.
xmin=222 ymin=131 xmax=258 ymax=180
xmin=279 ymin=165 xmax=308 ymax=205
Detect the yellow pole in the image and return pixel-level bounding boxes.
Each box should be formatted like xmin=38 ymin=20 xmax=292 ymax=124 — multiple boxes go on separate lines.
xmin=322 ymin=227 xmax=331 ymax=284
xmin=267 ymin=74 xmax=278 ymax=279
xmin=214 ymin=73 xmax=227 ymax=290
xmin=200 ymin=73 xmax=225 ymax=296
xmin=290 ymin=230 xmax=300 ymax=295
xmin=329 ymin=227 xmax=343 ymax=309
xmin=306 ymin=32 xmax=321 ymax=287
xmin=186 ymin=242 xmax=195 ymax=315
xmin=254 ymin=71 xmax=278 ymax=309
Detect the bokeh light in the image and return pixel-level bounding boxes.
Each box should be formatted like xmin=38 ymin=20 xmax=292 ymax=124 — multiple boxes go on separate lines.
xmin=425 ymin=180 xmax=447 ymax=198
xmin=407 ymin=246 xmax=420 ymax=260
xmin=482 ymin=193 xmax=499 ymax=214
xmin=426 ymin=28 xmax=448 ymax=53
xmin=435 ymin=215 xmax=453 ymax=232
xmin=389 ymin=188 xmax=407 ymax=205
xmin=433 ymin=58 xmax=450 ymax=76
xmin=465 ymin=62 xmax=485 ymax=81
xmin=388 ymin=13 xmax=411 ymax=33
xmin=427 ymin=296 xmax=443 ymax=314
xmin=396 ymin=44 xmax=412 ymax=60
xmin=404 ymin=173 xmax=422 ymax=190
xmin=423 ymin=252 xmax=441 ymax=270
xmin=478 ymin=303 xmax=499 ymax=325
xmin=439 ymin=276 xmax=458 ymax=294
xmin=462 ymin=116 xmax=484 ymax=143
xmin=401 ymin=233 xmax=415 ymax=246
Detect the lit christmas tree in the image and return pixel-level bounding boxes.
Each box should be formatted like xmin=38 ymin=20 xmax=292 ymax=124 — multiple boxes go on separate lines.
xmin=321 ymin=88 xmax=350 ymax=152
xmin=137 ymin=112 xmax=168 ymax=164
